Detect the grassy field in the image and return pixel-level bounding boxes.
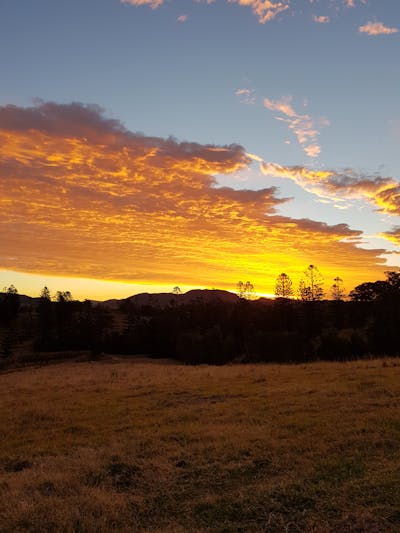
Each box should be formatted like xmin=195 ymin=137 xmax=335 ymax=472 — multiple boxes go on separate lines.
xmin=1 ymin=356 xmax=400 ymax=532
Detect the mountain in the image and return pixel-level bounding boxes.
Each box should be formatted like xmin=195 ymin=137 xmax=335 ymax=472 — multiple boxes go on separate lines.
xmin=2 ymin=288 xmax=242 ymax=310
xmin=102 ymin=289 xmax=239 ymax=309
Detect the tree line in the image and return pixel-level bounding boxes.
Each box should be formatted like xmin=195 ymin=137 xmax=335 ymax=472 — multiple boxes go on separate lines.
xmin=1 ymin=269 xmax=400 ymax=365
xmin=238 ymin=264 xmax=345 ymax=301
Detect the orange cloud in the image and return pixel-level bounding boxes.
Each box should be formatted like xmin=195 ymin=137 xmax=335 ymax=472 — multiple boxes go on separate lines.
xmin=359 ymin=21 xmax=399 ymax=36
xmin=0 ymin=102 xmax=389 ymax=293
xmin=263 ymin=96 xmax=328 ymax=158
xmin=382 ymin=227 xmax=400 ymax=246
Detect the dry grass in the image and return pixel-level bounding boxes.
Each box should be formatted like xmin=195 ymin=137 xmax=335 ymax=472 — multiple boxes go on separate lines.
xmin=1 ymin=356 xmax=400 ymax=532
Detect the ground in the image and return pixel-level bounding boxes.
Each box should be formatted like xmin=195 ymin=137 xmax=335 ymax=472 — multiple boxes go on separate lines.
xmin=0 ymin=356 xmax=399 ymax=532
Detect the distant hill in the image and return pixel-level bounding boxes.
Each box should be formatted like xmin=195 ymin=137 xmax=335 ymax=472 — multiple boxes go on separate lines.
xmin=0 ymin=293 xmax=40 ymax=308
xmin=2 ymin=288 xmax=244 ymax=310
xmin=102 ymin=289 xmax=239 ymax=309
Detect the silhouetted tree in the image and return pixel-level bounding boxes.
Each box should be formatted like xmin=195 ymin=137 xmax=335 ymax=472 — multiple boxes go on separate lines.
xmin=298 ymin=281 xmax=312 ymax=301
xmin=56 ymin=291 xmax=72 ymax=303
xmin=275 ymin=273 xmax=293 ymax=299
xmin=0 ymin=286 xmax=20 ymax=358
xmin=38 ymin=287 xmax=52 ymax=324
xmin=385 ymin=271 xmax=400 ymax=291
xmin=37 ymin=286 xmax=53 ymax=346
xmin=331 ymin=277 xmax=345 ymax=301
xmin=299 ymin=265 xmax=324 ymax=301
xmin=0 ymin=285 xmax=20 ymax=324
xmin=349 ymin=281 xmax=387 ymax=301
xmin=236 ymin=281 xmax=254 ymax=300
xmin=172 ymin=286 xmax=182 ymax=295
xmin=40 ymin=286 xmax=51 ymax=301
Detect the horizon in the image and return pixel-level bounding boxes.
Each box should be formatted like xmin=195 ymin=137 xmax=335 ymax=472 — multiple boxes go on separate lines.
xmin=0 ymin=273 xmax=276 ymax=301
xmin=2 ymin=270 xmax=394 ymax=302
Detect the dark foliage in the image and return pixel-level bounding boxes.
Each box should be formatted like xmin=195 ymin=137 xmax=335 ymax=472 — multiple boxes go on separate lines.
xmin=2 ymin=272 xmax=400 ymax=365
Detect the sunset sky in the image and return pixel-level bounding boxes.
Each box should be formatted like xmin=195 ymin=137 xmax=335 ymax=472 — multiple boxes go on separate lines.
xmin=1 ymin=0 xmax=400 ymax=300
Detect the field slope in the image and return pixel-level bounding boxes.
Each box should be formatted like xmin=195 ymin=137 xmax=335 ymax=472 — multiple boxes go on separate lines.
xmin=1 ymin=357 xmax=400 ymax=532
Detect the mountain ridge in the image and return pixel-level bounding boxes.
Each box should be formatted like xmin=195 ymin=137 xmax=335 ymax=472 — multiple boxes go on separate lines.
xmin=2 ymin=288 xmax=249 ymax=309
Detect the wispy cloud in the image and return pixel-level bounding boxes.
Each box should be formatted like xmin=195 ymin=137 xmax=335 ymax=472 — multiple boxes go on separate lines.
xmin=382 ymin=227 xmax=400 ymax=246
xmin=177 ymin=14 xmax=188 ymax=23
xmin=359 ymin=21 xmax=399 ymax=36
xmin=121 ymin=0 xmax=163 ymax=8
xmin=121 ymin=0 xmax=367 ymax=24
xmin=263 ymin=96 xmax=329 ymax=158
xmin=235 ymin=88 xmax=256 ymax=105
xmin=0 ymin=102 xmax=387 ymax=290
xmin=229 ymin=0 xmax=290 ymax=24
xmin=312 ymin=15 xmax=330 ymax=24
xmin=344 ymin=0 xmax=367 ymax=7
xmin=304 ymin=144 xmax=321 ymax=158
xmin=122 ymin=0 xmax=290 ymax=22
xmin=255 ymin=158 xmax=400 ymax=216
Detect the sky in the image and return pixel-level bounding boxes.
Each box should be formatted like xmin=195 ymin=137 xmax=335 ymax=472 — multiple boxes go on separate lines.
xmin=1 ymin=0 xmax=400 ymax=300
